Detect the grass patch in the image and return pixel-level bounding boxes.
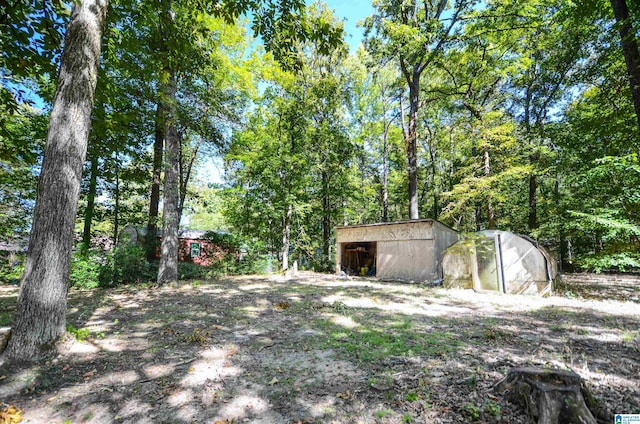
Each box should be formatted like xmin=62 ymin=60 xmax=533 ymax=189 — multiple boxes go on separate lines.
xmin=0 ymin=311 xmax=12 ymax=326
xmin=374 ymin=409 xmax=394 ymax=418
xmin=317 ymin=317 xmax=462 ymax=363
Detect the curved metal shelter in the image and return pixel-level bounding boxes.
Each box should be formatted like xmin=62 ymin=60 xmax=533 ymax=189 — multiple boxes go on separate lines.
xmin=443 ymin=230 xmax=557 ymax=295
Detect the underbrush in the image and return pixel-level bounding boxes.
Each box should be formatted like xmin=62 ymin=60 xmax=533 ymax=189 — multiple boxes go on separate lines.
xmin=69 ymin=242 xmax=272 ymax=289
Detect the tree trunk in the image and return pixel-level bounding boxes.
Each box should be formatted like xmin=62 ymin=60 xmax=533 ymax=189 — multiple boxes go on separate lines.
xmin=281 ymin=203 xmax=292 ymax=271
xmin=406 ymin=75 xmax=420 ymax=220
xmin=322 ymin=170 xmax=331 ymax=265
xmin=382 ymin=118 xmax=390 ymax=223
xmin=0 ymin=0 xmax=108 ymax=363
xmin=157 ymin=72 xmax=180 ymax=285
xmin=146 ymin=101 xmax=164 ymax=262
xmin=611 ymin=0 xmax=640 ymax=129
xmin=113 ymin=155 xmax=120 ymax=245
xmin=428 ymin=139 xmax=439 ymax=219
xmin=82 ymin=154 xmax=99 ymax=247
xmin=528 ymin=172 xmax=538 ymax=230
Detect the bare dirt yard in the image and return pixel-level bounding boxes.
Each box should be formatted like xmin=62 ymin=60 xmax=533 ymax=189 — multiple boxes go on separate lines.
xmin=1 ymin=272 xmax=638 ymax=423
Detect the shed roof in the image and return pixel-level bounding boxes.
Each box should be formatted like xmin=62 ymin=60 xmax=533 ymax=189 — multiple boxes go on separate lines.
xmin=336 ymin=218 xmax=456 ymax=232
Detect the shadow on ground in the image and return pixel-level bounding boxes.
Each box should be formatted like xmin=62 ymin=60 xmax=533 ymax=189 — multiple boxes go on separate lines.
xmin=0 ymin=272 xmax=638 ymax=423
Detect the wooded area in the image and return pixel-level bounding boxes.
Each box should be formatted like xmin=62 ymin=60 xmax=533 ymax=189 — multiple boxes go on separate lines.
xmin=1 ymin=0 xmax=639 ymax=362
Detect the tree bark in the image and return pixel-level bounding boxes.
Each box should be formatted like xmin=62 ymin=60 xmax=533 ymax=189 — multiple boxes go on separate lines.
xmin=82 ymin=154 xmax=99 ymax=247
xmin=1 ymin=0 xmax=108 ymax=362
xmin=528 ymin=172 xmax=538 ymax=230
xmin=146 ymin=101 xmax=164 ymax=261
xmin=157 ymin=73 xmax=180 ymax=285
xmin=428 ymin=138 xmax=439 ymax=219
xmin=112 ymin=155 xmax=120 ymax=245
xmin=611 ymin=0 xmax=640 ymax=129
xmin=156 ymin=0 xmax=180 ymax=285
xmin=281 ymin=203 xmax=292 ymax=271
xmin=382 ymin=119 xmax=389 ymax=222
xmin=322 ymin=170 xmax=331 ymax=265
xmin=406 ymin=72 xmax=420 ymax=220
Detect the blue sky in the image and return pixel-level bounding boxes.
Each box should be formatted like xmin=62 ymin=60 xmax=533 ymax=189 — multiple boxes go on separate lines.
xmin=323 ymin=0 xmax=374 ymax=51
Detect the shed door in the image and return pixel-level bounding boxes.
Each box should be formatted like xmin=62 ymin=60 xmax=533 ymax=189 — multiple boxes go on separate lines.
xmin=473 ymin=238 xmax=501 ymax=292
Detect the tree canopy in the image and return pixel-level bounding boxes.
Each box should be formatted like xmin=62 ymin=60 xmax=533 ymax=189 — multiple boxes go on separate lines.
xmin=0 ymin=0 xmax=639 ymax=327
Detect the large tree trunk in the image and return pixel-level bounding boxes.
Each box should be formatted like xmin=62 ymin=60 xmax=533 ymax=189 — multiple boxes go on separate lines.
xmin=406 ymin=74 xmax=420 ymax=220
xmin=82 ymin=154 xmax=99 ymax=247
xmin=157 ymin=74 xmax=180 ymax=285
xmin=146 ymin=101 xmax=164 ymax=261
xmin=382 ymin=117 xmax=390 ymax=222
xmin=0 ymin=0 xmax=108 ymax=363
xmin=611 ymin=0 xmax=640 ymax=129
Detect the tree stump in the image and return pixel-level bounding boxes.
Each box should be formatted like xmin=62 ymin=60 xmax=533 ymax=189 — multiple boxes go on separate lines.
xmin=494 ymin=367 xmax=608 ymax=424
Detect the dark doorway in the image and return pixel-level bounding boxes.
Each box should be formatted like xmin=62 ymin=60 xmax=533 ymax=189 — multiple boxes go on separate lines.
xmin=340 ymin=242 xmax=376 ymax=276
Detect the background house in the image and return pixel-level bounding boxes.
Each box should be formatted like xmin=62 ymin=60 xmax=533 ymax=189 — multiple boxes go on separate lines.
xmin=119 ymin=225 xmax=234 ymax=266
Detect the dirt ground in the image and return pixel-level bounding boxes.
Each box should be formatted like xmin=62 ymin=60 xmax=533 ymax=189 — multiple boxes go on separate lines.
xmin=0 ymin=272 xmax=638 ymax=423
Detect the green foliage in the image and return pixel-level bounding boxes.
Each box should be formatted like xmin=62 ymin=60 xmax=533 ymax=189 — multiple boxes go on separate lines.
xmin=0 ymin=253 xmax=24 ymax=285
xmin=66 ymin=324 xmax=91 ymax=342
xmin=578 ymin=253 xmax=640 ymax=273
xmin=462 ymin=402 xmax=481 ymax=420
xmin=69 ymin=246 xmax=102 ymax=289
xmin=0 ymin=106 xmax=46 ymax=239
xmin=99 ymin=244 xmax=155 ymax=287
xmin=375 ymin=409 xmax=394 ymax=418
xmin=402 ymin=414 xmax=414 ymax=423
xmin=2 ymin=0 xmax=640 ymax=279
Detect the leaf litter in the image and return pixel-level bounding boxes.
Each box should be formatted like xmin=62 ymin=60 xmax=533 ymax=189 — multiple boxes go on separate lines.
xmin=0 ymin=271 xmax=638 ymax=423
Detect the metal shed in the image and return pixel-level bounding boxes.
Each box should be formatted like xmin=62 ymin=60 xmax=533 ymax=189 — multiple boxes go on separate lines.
xmin=336 ymin=219 xmax=459 ymax=282
xmin=442 ymin=230 xmax=557 ymax=295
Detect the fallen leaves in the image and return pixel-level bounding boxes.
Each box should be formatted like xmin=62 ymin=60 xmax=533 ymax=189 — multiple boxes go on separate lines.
xmin=0 ymin=404 xmax=22 ymax=424
xmin=336 ymin=390 xmax=351 ymax=400
xmin=182 ymin=328 xmax=209 ymax=345
xmin=274 ymin=301 xmax=290 ymax=310
xmin=83 ymin=369 xmax=97 ymax=380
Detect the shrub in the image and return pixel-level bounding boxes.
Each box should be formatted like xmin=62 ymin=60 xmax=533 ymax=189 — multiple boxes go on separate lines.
xmin=0 ymin=253 xmax=24 ymax=285
xmin=178 ymin=262 xmax=210 ymax=280
xmin=99 ymin=243 xmax=156 ymax=287
xmin=69 ymin=246 xmax=103 ymax=289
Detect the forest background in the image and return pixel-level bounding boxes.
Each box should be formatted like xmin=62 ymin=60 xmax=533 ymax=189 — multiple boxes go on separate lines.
xmin=2 ymin=0 xmax=640 ymax=286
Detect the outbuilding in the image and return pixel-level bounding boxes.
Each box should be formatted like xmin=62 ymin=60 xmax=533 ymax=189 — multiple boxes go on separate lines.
xmin=442 ymin=230 xmax=557 ymax=295
xmin=119 ymin=225 xmax=234 ymax=266
xmin=335 ymin=219 xmax=459 ymax=282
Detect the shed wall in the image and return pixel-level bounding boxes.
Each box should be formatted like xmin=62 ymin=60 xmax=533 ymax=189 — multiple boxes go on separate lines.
xmin=336 ymin=221 xmax=434 ymax=243
xmin=377 ymin=240 xmax=435 ymax=281
xmin=336 ymin=220 xmax=458 ymax=282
